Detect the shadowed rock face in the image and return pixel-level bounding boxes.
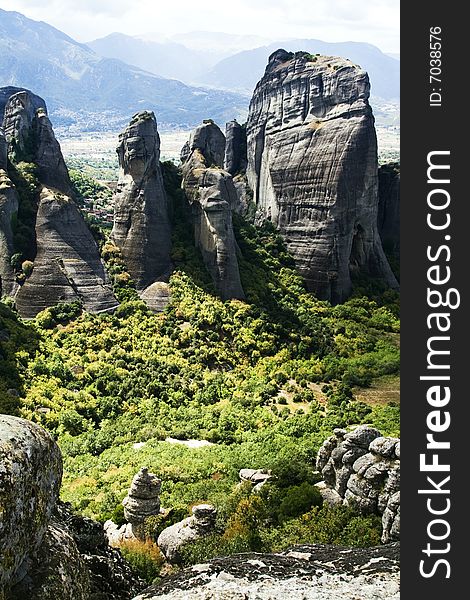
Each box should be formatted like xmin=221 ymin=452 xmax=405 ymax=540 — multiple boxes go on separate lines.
xmin=0 ymin=89 xmax=118 ymax=316
xmin=378 ymin=163 xmax=400 ymax=255
xmin=246 ymin=49 xmax=397 ymax=303
xmin=224 ymin=120 xmax=247 ymax=175
xmin=0 ymin=86 xmax=46 ymax=125
xmin=0 ymin=148 xmax=19 ymax=297
xmin=15 ymin=187 xmax=118 ymax=318
xmin=182 ymin=125 xmax=245 ymax=300
xmin=2 ymin=91 xmax=73 ymax=197
xmin=111 ymin=111 xmax=172 ymax=292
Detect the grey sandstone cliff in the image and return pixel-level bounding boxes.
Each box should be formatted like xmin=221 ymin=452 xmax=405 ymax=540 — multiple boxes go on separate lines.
xmin=246 ymin=50 xmax=397 ymax=303
xmin=0 ymin=133 xmax=19 ymax=297
xmin=378 ymin=163 xmax=400 ymax=256
xmin=133 ymin=543 xmax=400 ymax=599
xmin=316 ymin=425 xmax=400 ymax=544
xmin=2 ymin=90 xmax=72 ymax=196
xmin=111 ymin=112 xmax=172 ymax=299
xmin=0 ymin=89 xmax=117 ymax=316
xmin=0 ymin=415 xmax=144 ymax=600
xmin=224 ymin=120 xmax=247 ymax=176
xmin=182 ymin=121 xmax=244 ymax=300
xmin=15 ymin=187 xmax=118 ymax=318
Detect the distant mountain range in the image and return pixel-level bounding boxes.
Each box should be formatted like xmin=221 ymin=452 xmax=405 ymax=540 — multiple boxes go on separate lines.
xmin=0 ymin=8 xmax=399 ymax=134
xmin=89 ymin=33 xmax=400 ymax=101
xmin=0 ymin=9 xmax=248 ymax=131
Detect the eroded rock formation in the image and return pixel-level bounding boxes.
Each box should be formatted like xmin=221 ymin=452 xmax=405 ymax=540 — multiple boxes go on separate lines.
xmin=157 ymin=504 xmax=217 ymax=564
xmin=123 ymin=467 xmax=162 ymax=540
xmin=182 ymin=121 xmax=244 ymax=300
xmin=246 ymin=50 xmax=397 ymax=303
xmin=111 ymin=112 xmax=172 ymax=296
xmin=0 ymin=89 xmax=117 ymax=316
xmin=133 ymin=543 xmax=400 ymax=599
xmin=15 ymin=186 xmax=118 ymax=318
xmin=316 ymin=425 xmax=400 ymax=543
xmin=378 ymin=163 xmax=400 ymax=256
xmin=224 ymin=120 xmax=247 ymax=175
xmin=0 ymin=415 xmax=144 ymax=600
xmin=2 ymin=90 xmax=73 ymax=196
xmin=0 ymin=138 xmax=19 ymax=297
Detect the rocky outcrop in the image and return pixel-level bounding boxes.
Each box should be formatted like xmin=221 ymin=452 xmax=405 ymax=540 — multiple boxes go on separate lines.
xmin=133 ymin=542 xmax=400 ymax=599
xmin=123 ymin=467 xmax=162 ymax=540
xmin=182 ymin=121 xmax=244 ymax=300
xmin=0 ymin=87 xmax=47 ymax=133
xmin=2 ymin=90 xmax=73 ymax=196
xmin=15 ymin=186 xmax=118 ymax=318
xmin=378 ymin=163 xmax=400 ymax=255
xmin=0 ymin=415 xmax=63 ymax=594
xmin=316 ymin=426 xmax=400 ymax=543
xmin=239 ymin=468 xmax=272 ymax=491
xmin=0 ymin=415 xmax=144 ymax=600
xmin=246 ymin=50 xmax=397 ymax=303
xmin=0 ymin=128 xmax=7 ymax=170
xmin=111 ymin=112 xmax=172 ymax=297
xmin=157 ymin=504 xmax=217 ymax=564
xmin=0 ymin=154 xmax=19 ymax=297
xmin=183 ymin=120 xmax=226 ymax=169
xmin=224 ymin=120 xmax=247 ymax=175
xmin=0 ymin=89 xmax=118 ymax=316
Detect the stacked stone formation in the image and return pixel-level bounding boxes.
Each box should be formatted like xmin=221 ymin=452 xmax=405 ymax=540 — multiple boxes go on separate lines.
xmin=316 ymin=425 xmax=400 ymax=543
xmin=123 ymin=467 xmax=162 ymax=526
xmin=191 ymin=504 xmax=217 ymax=532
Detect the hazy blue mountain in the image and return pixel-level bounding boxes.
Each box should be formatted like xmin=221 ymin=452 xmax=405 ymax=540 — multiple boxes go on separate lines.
xmin=0 ymin=9 xmax=248 ymax=131
xmin=87 ymin=33 xmax=216 ymax=84
xmin=200 ymin=40 xmax=400 ymax=99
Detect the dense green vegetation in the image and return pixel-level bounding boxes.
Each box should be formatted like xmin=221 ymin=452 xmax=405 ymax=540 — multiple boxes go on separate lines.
xmin=0 ymin=162 xmax=400 ymax=577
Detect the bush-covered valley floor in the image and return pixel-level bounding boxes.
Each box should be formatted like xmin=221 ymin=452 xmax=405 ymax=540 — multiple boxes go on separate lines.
xmin=0 ymin=163 xmax=400 ymax=580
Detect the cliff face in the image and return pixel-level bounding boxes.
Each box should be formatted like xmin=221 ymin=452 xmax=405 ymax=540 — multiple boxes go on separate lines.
xmin=2 ymin=90 xmax=73 ymax=196
xmin=246 ymin=50 xmax=397 ymax=303
xmin=0 ymin=89 xmax=117 ymax=315
xmin=224 ymin=120 xmax=247 ymax=176
xmin=15 ymin=187 xmax=118 ymax=318
xmin=182 ymin=121 xmax=245 ymax=301
xmin=0 ymin=415 xmax=144 ymax=599
xmin=111 ymin=111 xmax=172 ymax=293
xmin=0 ymin=130 xmax=19 ymax=297
xmin=378 ymin=163 xmax=400 ymax=255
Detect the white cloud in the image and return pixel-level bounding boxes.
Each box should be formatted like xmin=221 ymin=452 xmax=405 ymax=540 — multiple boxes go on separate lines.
xmin=0 ymin=0 xmax=399 ymax=52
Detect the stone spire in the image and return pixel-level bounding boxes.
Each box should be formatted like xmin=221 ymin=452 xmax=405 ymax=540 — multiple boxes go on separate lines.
xmin=122 ymin=467 xmax=161 ymax=540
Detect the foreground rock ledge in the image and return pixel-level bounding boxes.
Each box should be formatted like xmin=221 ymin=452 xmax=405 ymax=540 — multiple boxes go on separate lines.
xmin=133 ymin=542 xmax=400 ymax=600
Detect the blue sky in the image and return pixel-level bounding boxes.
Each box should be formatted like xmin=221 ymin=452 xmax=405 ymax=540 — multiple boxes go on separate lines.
xmin=0 ymin=0 xmax=399 ymax=53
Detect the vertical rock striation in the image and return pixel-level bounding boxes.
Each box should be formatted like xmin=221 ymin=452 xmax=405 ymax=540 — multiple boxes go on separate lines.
xmin=224 ymin=120 xmax=247 ymax=175
xmin=111 ymin=111 xmax=172 ymax=295
xmin=246 ymin=50 xmax=397 ymax=303
xmin=2 ymin=90 xmax=73 ymax=196
xmin=0 ymin=129 xmax=19 ymax=297
xmin=1 ymin=89 xmax=117 ymax=316
xmin=378 ymin=163 xmax=400 ymax=256
xmin=181 ymin=121 xmax=245 ymax=300
xmin=15 ymin=187 xmax=118 ymax=317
